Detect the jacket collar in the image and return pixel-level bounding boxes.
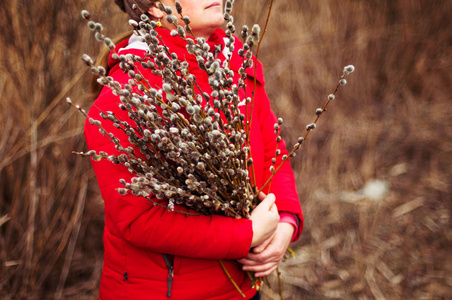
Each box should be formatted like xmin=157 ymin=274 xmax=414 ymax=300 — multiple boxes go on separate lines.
xmin=108 ymin=27 xmax=265 ymax=85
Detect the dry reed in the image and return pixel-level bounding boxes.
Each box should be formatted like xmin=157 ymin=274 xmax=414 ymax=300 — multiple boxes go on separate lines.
xmin=0 ymin=0 xmax=450 ymax=299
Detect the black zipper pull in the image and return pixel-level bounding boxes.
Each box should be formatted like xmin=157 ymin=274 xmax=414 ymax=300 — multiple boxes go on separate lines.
xmin=167 ymin=266 xmax=174 ymax=297
xmin=163 ymin=254 xmax=174 ymax=297
xmin=123 ymin=272 xmax=128 ymax=281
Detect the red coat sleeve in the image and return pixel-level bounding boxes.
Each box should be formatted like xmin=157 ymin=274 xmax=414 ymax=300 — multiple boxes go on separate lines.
xmin=85 ymin=60 xmax=253 ymax=260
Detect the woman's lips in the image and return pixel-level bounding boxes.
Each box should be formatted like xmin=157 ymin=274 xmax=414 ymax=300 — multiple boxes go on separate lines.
xmin=206 ymin=2 xmax=221 ymax=9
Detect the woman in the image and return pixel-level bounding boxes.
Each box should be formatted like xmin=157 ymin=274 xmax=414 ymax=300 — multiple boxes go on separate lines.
xmin=85 ymin=0 xmax=303 ymax=299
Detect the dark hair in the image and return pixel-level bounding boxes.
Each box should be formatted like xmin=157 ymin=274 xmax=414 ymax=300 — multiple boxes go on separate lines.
xmin=92 ymin=1 xmax=157 ymax=99
xmin=90 ymin=31 xmax=133 ymax=99
xmin=113 ymin=0 xmax=156 ymax=21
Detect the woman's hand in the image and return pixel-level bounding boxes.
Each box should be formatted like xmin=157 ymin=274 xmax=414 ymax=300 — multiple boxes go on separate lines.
xmin=249 ymin=192 xmax=280 ymax=248
xmin=238 ymin=222 xmax=295 ymax=277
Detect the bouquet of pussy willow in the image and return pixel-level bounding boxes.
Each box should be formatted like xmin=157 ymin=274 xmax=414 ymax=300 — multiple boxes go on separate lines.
xmin=69 ymin=1 xmax=354 ymax=219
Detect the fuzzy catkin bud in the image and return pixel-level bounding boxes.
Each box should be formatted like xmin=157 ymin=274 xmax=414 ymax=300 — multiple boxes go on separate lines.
xmin=81 ymin=10 xmax=90 ymax=19
xmin=175 ymin=1 xmax=182 ymax=13
xmin=98 ymin=66 xmax=106 ymax=75
xmin=241 ymin=25 xmax=249 ymax=38
xmin=87 ymin=21 xmax=95 ymax=30
xmin=104 ymin=38 xmax=115 ymax=50
xmin=251 ymin=25 xmax=260 ymax=44
xmin=95 ymin=32 xmax=103 ymax=41
xmin=81 ymin=54 xmax=93 ymax=66
xmin=129 ymin=20 xmax=138 ymax=27
xmin=94 ymin=23 xmax=103 ymax=32
xmin=141 ymin=14 xmax=150 ymax=22
xmin=177 ymin=26 xmax=185 ymax=38
xmin=157 ymin=2 xmax=166 ymax=11
xmin=251 ymin=24 xmax=260 ymax=36
xmin=343 ymin=65 xmax=355 ymax=75
xmin=186 ymin=105 xmax=195 ymax=115
xmin=225 ymin=0 xmax=233 ymax=13
xmin=97 ymin=77 xmax=107 ymax=85
xmin=162 ymin=83 xmax=172 ymax=93
xmin=165 ymin=6 xmax=173 ymax=14
xmin=306 ymin=123 xmax=316 ymax=130
xmin=328 ymin=94 xmax=335 ymax=101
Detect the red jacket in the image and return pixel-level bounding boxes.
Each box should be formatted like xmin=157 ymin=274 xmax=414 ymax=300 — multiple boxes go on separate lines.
xmin=85 ymin=28 xmax=303 ymax=299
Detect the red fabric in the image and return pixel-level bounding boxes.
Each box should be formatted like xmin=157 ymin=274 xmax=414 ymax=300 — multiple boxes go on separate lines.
xmin=85 ymin=28 xmax=303 ymax=299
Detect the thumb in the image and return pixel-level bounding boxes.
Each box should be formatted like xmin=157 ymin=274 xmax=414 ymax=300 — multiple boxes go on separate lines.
xmin=261 ymin=193 xmax=276 ymax=210
xmin=270 ymin=202 xmax=278 ymax=213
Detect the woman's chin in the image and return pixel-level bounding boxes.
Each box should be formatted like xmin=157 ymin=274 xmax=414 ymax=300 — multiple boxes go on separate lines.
xmin=200 ymin=18 xmax=225 ymax=32
xmin=211 ymin=16 xmax=226 ymax=28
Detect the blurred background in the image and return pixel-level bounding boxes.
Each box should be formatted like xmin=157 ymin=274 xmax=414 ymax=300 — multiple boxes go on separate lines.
xmin=0 ymin=0 xmax=450 ymax=299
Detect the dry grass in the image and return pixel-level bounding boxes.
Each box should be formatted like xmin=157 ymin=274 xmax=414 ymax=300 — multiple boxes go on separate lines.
xmin=0 ymin=0 xmax=450 ymax=299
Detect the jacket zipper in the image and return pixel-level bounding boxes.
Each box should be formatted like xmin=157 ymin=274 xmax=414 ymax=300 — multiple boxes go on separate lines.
xmin=162 ymin=254 xmax=174 ymax=297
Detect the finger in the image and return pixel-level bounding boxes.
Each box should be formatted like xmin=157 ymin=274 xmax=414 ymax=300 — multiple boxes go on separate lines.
xmin=261 ymin=193 xmax=275 ymax=209
xmin=253 ymin=233 xmax=275 ymax=254
xmin=238 ymin=256 xmax=279 ymax=266
xmin=246 ymin=248 xmax=285 ymax=264
xmin=238 ymin=258 xmax=262 ymax=266
xmin=239 ymin=245 xmax=281 ymax=264
xmin=254 ymin=265 xmax=278 ymax=277
xmin=258 ymin=191 xmax=267 ymax=201
xmin=252 ymin=239 xmax=278 ymax=258
xmin=243 ymin=251 xmax=279 ymax=264
xmin=237 ymin=257 xmax=251 ymax=265
xmin=270 ymin=202 xmax=278 ymax=214
xmin=253 ymin=239 xmax=271 ymax=254
xmin=242 ymin=262 xmax=277 ymax=273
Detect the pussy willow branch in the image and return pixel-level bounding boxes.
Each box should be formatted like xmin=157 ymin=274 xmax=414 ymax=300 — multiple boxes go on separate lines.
xmin=67 ymin=99 xmax=237 ymax=217
xmin=219 ymin=260 xmax=246 ymax=298
xmin=257 ymin=72 xmax=352 ymax=195
xmin=247 ymin=0 xmax=274 ymax=147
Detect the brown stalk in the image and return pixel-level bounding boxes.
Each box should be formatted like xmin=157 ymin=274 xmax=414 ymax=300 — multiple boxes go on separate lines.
xmin=247 ymin=0 xmax=274 ymax=146
xmin=218 ymin=260 xmax=246 ymax=298
xmin=54 ymin=177 xmax=88 ymax=299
